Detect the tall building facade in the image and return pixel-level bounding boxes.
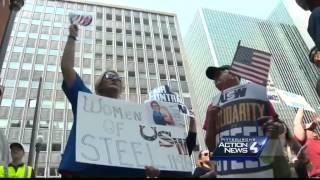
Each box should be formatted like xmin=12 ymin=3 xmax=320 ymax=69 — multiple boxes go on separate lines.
xmin=0 ymin=0 xmax=191 ymax=177
xmin=183 ymin=8 xmax=320 ymax=149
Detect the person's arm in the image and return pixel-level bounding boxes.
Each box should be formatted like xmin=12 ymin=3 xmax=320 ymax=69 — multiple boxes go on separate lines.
xmin=61 ymin=24 xmax=78 ymax=88
xmin=205 ymin=105 xmax=220 ymax=152
xmin=200 ymin=169 xmax=216 ymax=178
xmin=293 ymin=109 xmax=306 ymax=143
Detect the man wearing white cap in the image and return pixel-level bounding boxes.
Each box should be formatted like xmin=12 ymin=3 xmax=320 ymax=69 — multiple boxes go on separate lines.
xmin=0 ymin=142 xmax=34 ymax=178
xmin=293 ymin=108 xmax=320 ymax=177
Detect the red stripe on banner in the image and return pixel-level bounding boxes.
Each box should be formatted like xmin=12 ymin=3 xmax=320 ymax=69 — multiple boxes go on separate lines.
xmin=230 ymin=70 xmax=265 ymax=85
xmin=253 ymin=52 xmax=271 ymax=60
xmin=251 ymin=62 xmax=270 ymax=71
xmin=231 ymin=65 xmax=268 ymax=80
xmin=233 ymin=62 xmax=269 ymax=75
xmin=252 ymin=57 xmax=271 ymax=66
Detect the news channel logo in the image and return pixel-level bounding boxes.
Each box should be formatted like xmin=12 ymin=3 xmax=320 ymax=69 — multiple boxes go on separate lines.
xmin=211 ymin=136 xmax=269 ymax=161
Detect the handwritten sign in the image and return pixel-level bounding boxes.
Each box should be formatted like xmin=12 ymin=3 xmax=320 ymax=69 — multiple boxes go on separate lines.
xmin=276 ymin=89 xmax=315 ymax=112
xmin=76 ymin=92 xmax=192 ymax=172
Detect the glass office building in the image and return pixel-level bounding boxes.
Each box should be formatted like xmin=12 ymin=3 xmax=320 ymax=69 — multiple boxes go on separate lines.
xmin=0 ymin=0 xmax=191 ymax=177
xmin=184 ymin=7 xmax=320 ymax=149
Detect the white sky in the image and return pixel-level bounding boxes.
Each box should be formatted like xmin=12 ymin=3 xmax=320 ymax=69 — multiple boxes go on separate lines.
xmin=80 ymin=0 xmax=312 ymax=47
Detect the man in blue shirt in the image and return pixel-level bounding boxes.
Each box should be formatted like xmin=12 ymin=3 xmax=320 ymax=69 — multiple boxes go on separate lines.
xmin=58 ymin=24 xmax=195 ymax=177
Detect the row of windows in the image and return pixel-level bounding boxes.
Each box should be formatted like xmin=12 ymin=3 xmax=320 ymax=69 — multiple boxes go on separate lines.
xmin=98 ymin=27 xmax=177 ymax=39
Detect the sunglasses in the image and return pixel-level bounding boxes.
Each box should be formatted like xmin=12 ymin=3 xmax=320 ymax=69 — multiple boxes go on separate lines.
xmin=104 ymin=72 xmax=121 ymax=82
xmin=202 ymin=152 xmax=209 ymax=157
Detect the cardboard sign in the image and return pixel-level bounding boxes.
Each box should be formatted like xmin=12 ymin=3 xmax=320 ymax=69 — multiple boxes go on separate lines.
xmin=76 ymin=92 xmax=192 ymax=172
xmin=276 ymin=89 xmax=315 ymax=112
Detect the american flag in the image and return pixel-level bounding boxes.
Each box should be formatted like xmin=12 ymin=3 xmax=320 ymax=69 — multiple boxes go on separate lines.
xmin=230 ymin=46 xmax=272 ymax=86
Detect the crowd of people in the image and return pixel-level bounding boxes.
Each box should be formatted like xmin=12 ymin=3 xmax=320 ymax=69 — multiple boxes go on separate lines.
xmin=1 ymin=0 xmax=320 ymax=177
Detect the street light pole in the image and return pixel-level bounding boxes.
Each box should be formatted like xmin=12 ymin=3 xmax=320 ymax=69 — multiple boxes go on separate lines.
xmin=34 ymin=135 xmax=43 ymax=177
xmin=0 ymin=0 xmax=24 ymax=73
xmin=27 ymin=77 xmax=42 ymax=166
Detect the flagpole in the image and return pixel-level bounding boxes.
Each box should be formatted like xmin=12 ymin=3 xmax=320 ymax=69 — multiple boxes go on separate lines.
xmin=230 ymin=40 xmax=242 ymax=70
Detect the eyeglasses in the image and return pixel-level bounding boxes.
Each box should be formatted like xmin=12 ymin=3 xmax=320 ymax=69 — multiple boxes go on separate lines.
xmin=104 ymin=72 xmax=121 ymax=82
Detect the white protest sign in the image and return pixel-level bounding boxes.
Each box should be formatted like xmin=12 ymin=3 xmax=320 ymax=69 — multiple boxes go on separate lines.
xmin=276 ymin=89 xmax=315 ymax=112
xmin=148 ymin=85 xmax=192 ymax=117
xmin=76 ymin=92 xmax=192 ymax=172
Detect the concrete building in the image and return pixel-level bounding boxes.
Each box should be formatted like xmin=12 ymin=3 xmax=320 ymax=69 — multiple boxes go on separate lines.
xmin=0 ymin=0 xmax=191 ymax=177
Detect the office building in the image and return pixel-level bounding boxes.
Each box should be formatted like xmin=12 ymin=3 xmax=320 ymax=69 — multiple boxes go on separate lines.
xmin=0 ymin=0 xmax=191 ymax=177
xmin=183 ymin=7 xmax=320 ymax=149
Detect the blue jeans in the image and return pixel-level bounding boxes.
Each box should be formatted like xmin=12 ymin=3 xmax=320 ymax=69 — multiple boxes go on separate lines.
xmin=308 ymin=7 xmax=320 ymax=48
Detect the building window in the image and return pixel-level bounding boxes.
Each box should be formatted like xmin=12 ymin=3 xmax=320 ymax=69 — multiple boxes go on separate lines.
xmin=146 ymin=44 xmax=152 ymax=49
xmin=117 ymin=55 xmax=123 ymax=61
xmin=95 ymin=53 xmax=102 ymax=59
xmin=116 ymin=15 xmax=122 ymax=21
xmin=170 ymin=75 xmax=176 ymax=80
xmin=163 ymin=34 xmax=169 ymax=39
xmin=138 ymin=57 xmax=144 ymax=62
xmin=106 ymin=54 xmax=113 ymax=60
xmin=154 ymin=33 xmax=160 ymax=38
xmin=126 ymin=30 xmax=132 ymax=35
xmin=125 ymin=16 xmax=131 ymax=22
xmin=128 ymin=71 xmax=135 ymax=77
xmin=96 ymin=39 xmax=102 ymax=44
xmin=143 ymin=18 xmax=149 ymax=25
xmin=172 ymin=35 xmax=178 ymax=40
xmin=106 ymin=14 xmax=112 ymax=20
xmin=158 ymin=59 xmax=164 ymax=64
xmin=106 ymin=40 xmax=113 ymax=46
xmin=174 ymin=48 xmax=180 ymax=53
xmin=116 ymin=41 xmax=123 ymax=47
xmin=140 ymin=88 xmax=148 ymax=94
xmin=177 ymin=61 xmax=183 ymax=66
xmin=127 ymin=56 xmax=134 ymax=61
xmin=134 ymin=17 xmax=140 ymax=24
xmin=129 ymin=87 xmax=136 ymax=93
xmin=167 ymin=61 xmax=173 ymax=65
xmin=180 ymin=75 xmax=186 ymax=81
xmin=145 ymin=32 xmax=151 ymax=37
xmin=148 ymin=58 xmax=154 ymax=63
xmin=135 ymin=31 xmax=141 ymax=36
xmin=127 ymin=42 xmax=133 ymax=48
xmin=97 ymin=12 xmax=102 ymax=19
xmin=116 ymin=28 xmax=122 ymax=33
xmin=160 ymin=74 xmax=166 ymax=79
xmin=165 ymin=47 xmax=171 ymax=52
xmin=36 ymin=168 xmax=45 ymax=177
xmin=52 ymin=143 xmax=61 ymax=151
xmin=156 ymin=46 xmax=162 ymax=51
xmin=106 ymin=27 xmax=112 ymax=32
xmin=96 ymin=26 xmax=102 ymax=31
xmin=136 ymin=43 xmax=143 ymax=49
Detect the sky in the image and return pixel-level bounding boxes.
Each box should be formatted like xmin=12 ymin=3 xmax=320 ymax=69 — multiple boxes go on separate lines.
xmin=81 ymin=0 xmax=310 ymax=38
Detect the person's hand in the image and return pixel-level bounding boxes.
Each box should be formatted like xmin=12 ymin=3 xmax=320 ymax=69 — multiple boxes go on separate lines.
xmin=69 ymin=24 xmax=78 ymax=39
xmin=207 ymin=105 xmax=221 ymax=118
xmin=145 ymin=166 xmax=160 ymax=178
xmin=262 ymin=119 xmax=285 ymax=139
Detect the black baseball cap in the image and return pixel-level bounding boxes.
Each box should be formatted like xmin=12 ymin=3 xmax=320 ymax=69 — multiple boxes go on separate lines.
xmin=10 ymin=142 xmax=24 ymax=152
xmin=206 ymin=65 xmax=231 ymax=80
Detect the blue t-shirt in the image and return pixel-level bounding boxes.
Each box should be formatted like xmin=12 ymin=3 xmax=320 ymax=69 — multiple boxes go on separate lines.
xmin=58 ymin=74 xmax=191 ymax=177
xmin=153 ymin=111 xmax=166 ymax=125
